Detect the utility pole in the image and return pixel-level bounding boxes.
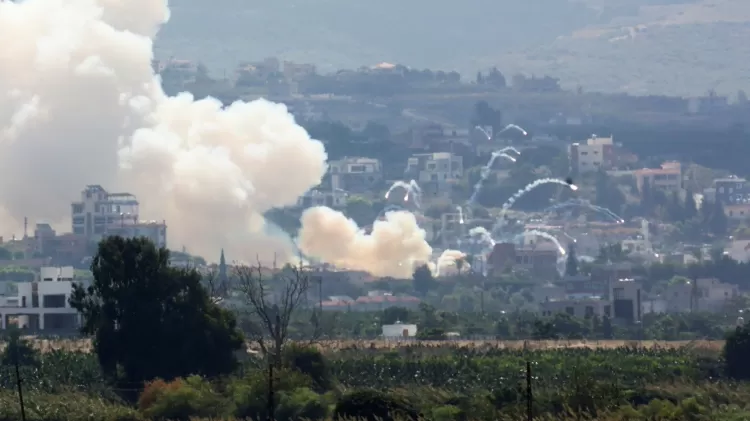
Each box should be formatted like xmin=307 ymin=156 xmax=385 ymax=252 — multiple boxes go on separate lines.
xmin=318 ymin=276 xmax=323 ymax=313
xmin=267 ymin=355 xmax=274 ymax=421
xmin=14 ymin=341 xmax=26 ymax=421
xmin=526 ymin=361 xmax=533 ymax=421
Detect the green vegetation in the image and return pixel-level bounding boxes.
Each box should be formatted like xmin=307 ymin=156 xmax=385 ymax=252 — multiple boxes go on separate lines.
xmin=3 ymin=236 xmax=750 ymax=420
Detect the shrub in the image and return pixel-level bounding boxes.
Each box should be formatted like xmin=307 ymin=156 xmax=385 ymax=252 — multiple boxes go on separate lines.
xmin=229 ymin=368 xmax=312 ymax=420
xmin=724 ymin=324 xmax=750 ymax=379
xmin=276 ymin=387 xmax=328 ymax=421
xmin=138 ymin=376 xmax=228 ymax=421
xmin=283 ymin=344 xmax=333 ymax=391
xmin=334 ymin=389 xmax=421 ymax=421
xmin=432 ymin=405 xmax=462 ymax=421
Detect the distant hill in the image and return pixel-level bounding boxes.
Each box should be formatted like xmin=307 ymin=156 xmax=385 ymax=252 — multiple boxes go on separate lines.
xmin=154 ymin=0 xmax=749 ymax=96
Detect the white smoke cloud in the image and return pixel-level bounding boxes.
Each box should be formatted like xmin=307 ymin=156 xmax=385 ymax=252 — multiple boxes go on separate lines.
xmin=432 ymin=249 xmax=468 ymax=276
xmin=0 ymin=0 xmax=327 ymax=261
xmin=298 ymin=207 xmax=433 ymax=278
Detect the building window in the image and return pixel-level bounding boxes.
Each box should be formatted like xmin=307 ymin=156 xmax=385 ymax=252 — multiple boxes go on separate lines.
xmin=565 ymin=307 xmax=574 ymax=315
xmin=43 ymin=294 xmax=67 ymax=308
xmin=585 ymin=306 xmax=594 ymax=317
xmin=72 ymin=204 xmax=83 ymax=214
xmin=72 ymin=216 xmax=84 ymax=225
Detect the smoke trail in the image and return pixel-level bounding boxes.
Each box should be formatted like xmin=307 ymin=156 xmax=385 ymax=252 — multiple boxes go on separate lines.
xmin=298 ymin=207 xmax=432 ymax=278
xmin=456 ymin=206 xmax=464 ymax=224
xmin=468 ymin=147 xmax=521 ymax=204
xmin=497 ymin=124 xmax=528 ymax=136
xmin=385 ymin=180 xmax=422 ymax=208
xmin=0 ymin=0 xmax=328 ymax=262
xmin=514 ymin=230 xmax=566 ymax=255
xmin=468 ymin=226 xmax=496 ymax=253
xmin=542 ymin=199 xmax=624 ymax=223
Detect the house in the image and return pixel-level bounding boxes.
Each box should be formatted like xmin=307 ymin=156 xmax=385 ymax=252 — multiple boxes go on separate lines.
xmin=71 ymin=185 xmax=167 ymax=248
xmin=634 ymin=161 xmax=682 ymax=194
xmin=665 ymin=278 xmax=739 ymax=313
xmin=329 ymin=157 xmax=383 ymax=194
xmin=568 ymin=135 xmax=615 ymax=174
xmin=405 ymin=152 xmax=463 ymax=198
xmin=0 ymin=266 xmax=82 ymax=331
xmin=724 ymin=204 xmax=750 ymax=223
xmin=297 ymin=189 xmax=348 ymax=208
xmin=539 ymin=297 xmax=610 ymax=318
xmin=714 ymin=176 xmax=750 ymax=204
xmin=486 ymin=242 xmax=559 ymax=280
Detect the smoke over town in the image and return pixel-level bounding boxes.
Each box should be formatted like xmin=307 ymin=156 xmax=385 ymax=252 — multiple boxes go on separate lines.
xmin=0 ymin=0 xmax=433 ymax=276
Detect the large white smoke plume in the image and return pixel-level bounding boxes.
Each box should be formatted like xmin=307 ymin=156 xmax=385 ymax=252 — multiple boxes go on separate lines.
xmin=298 ymin=207 xmax=432 ymax=278
xmin=0 ymin=0 xmax=327 ymax=261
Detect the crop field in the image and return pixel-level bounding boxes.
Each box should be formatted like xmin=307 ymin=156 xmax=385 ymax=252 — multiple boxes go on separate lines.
xmin=0 ymin=337 xmax=725 ymax=354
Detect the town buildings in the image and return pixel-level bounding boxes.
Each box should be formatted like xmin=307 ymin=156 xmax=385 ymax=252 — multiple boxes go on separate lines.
xmin=0 ymin=266 xmax=82 ymax=331
xmin=71 ymin=185 xmax=167 ymax=248
xmin=329 ymin=157 xmax=383 ymax=194
xmin=405 ymin=152 xmax=463 ymax=198
xmin=568 ymin=135 xmax=615 ymax=174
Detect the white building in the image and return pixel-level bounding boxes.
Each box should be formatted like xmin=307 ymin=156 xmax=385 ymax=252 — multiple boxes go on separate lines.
xmin=0 ymin=267 xmax=81 ymax=331
xmin=406 ymin=152 xmax=463 ymax=198
xmin=568 ymin=135 xmax=614 ymax=174
xmin=329 ymin=157 xmax=383 ymax=193
xmin=665 ymin=278 xmax=739 ymax=313
xmin=71 ymin=185 xmax=167 ymax=248
xmin=297 ymin=189 xmax=348 ymax=208
xmin=382 ymin=321 xmax=417 ymax=338
xmin=610 ymin=279 xmax=643 ymax=322
xmin=539 ymin=297 xmax=610 ymax=318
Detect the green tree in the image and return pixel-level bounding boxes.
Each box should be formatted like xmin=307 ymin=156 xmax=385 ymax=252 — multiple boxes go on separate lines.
xmin=0 ymin=247 xmax=11 ymax=260
xmin=724 ymin=322 xmax=750 ymax=379
xmin=412 ymin=265 xmax=436 ymax=296
xmin=709 ymin=200 xmax=729 ymax=236
xmin=0 ymin=326 xmax=39 ymax=367
xmin=69 ymin=236 xmax=244 ymax=388
xmin=565 ymin=242 xmax=579 ymax=276
xmin=666 ymin=191 xmax=685 ymax=223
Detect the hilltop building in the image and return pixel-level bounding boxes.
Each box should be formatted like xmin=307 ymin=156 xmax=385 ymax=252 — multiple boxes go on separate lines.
xmin=71 ymin=185 xmax=167 ymax=248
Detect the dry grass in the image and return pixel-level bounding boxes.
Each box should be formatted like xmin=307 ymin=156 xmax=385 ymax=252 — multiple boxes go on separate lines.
xmin=1 ymin=337 xmax=722 ymax=354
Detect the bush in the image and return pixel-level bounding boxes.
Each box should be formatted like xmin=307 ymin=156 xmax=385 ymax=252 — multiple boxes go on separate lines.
xmin=276 ymin=387 xmax=328 ymax=421
xmin=229 ymin=368 xmax=312 ymax=420
xmin=724 ymin=324 xmax=750 ymax=380
xmin=138 ymin=376 xmax=227 ymax=421
xmin=283 ymin=344 xmax=333 ymax=391
xmin=432 ymin=405 xmax=462 ymax=421
xmin=0 ymin=390 xmax=141 ymax=421
xmin=334 ymin=389 xmax=421 ymax=421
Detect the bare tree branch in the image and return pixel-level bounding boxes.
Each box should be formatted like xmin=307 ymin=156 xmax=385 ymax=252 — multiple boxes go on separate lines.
xmin=235 ymin=257 xmax=315 ymax=367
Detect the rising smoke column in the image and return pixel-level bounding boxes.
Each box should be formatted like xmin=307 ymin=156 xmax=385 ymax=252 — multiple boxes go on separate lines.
xmin=298 ymin=207 xmax=433 ymax=278
xmin=0 ymin=0 xmax=327 ymax=261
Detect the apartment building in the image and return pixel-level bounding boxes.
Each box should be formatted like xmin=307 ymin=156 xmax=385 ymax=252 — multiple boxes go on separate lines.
xmin=665 ymin=278 xmax=739 ymax=313
xmin=329 ymin=157 xmax=383 ymax=194
xmin=568 ymin=135 xmax=614 ymax=174
xmin=297 ymin=189 xmax=348 ymax=209
xmin=634 ymin=161 xmax=682 ymax=194
xmin=71 ymin=185 xmax=167 ymax=248
xmin=714 ymin=176 xmax=750 ymax=204
xmin=0 ymin=266 xmax=81 ymax=331
xmin=405 ymin=152 xmax=463 ymax=198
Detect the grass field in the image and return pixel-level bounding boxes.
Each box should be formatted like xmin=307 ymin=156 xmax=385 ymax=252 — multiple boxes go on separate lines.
xmin=0 ymin=338 xmax=725 ymax=354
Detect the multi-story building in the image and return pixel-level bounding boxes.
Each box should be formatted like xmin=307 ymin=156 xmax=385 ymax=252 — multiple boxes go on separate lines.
xmin=634 ymin=161 xmax=682 ymax=194
xmin=486 ymin=242 xmax=559 ymax=280
xmin=568 ymin=135 xmax=615 ymax=174
xmin=296 ymin=189 xmax=348 ymax=209
xmin=283 ymin=61 xmax=316 ymax=81
xmin=610 ymin=278 xmax=643 ymax=323
xmin=71 ymin=185 xmax=167 ymax=248
xmin=405 ymin=152 xmax=463 ymax=198
xmin=329 ymin=157 xmax=383 ymax=194
xmin=665 ymin=278 xmax=739 ymax=313
xmin=714 ymin=176 xmax=750 ymax=204
xmin=0 ymin=266 xmax=82 ymax=331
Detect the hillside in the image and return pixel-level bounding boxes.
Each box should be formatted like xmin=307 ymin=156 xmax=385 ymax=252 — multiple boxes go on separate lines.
xmin=154 ymin=0 xmax=749 ymax=96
